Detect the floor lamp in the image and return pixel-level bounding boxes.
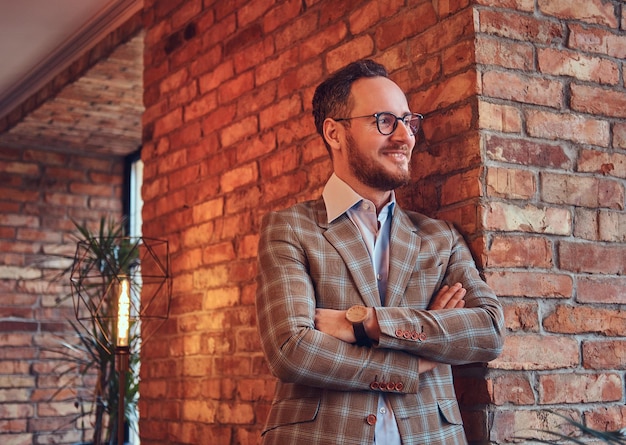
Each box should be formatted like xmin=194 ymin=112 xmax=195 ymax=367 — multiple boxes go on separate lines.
xmin=70 ymin=236 xmax=171 ymax=445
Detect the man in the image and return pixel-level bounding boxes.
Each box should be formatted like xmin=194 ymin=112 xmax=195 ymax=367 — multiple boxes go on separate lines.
xmin=255 ymin=59 xmax=504 ymax=445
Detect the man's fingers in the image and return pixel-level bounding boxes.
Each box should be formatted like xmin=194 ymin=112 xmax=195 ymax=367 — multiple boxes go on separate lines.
xmin=449 ymin=286 xmax=466 ymax=307
xmin=429 ymin=283 xmax=466 ymax=309
xmin=418 ymin=358 xmax=438 ymax=373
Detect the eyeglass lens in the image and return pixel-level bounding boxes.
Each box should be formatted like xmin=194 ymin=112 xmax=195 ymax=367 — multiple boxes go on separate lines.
xmin=377 ymin=113 xmax=421 ymax=136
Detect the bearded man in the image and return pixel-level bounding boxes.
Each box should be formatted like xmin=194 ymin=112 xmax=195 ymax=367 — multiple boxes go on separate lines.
xmin=255 ymin=59 xmax=505 ymax=445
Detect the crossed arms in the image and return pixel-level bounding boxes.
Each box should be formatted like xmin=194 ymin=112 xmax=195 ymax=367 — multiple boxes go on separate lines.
xmin=314 ymin=283 xmax=467 ymax=373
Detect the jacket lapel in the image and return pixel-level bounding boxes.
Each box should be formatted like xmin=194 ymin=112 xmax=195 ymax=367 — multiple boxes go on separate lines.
xmin=316 ymin=200 xmax=381 ymax=307
xmin=386 ymin=208 xmax=421 ymax=308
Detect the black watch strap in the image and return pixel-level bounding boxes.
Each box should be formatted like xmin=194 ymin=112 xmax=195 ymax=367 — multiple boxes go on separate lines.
xmin=353 ymin=322 xmax=371 ymax=346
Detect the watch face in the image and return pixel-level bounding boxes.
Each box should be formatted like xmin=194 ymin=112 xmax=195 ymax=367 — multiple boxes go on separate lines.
xmin=346 ymin=305 xmax=368 ymax=323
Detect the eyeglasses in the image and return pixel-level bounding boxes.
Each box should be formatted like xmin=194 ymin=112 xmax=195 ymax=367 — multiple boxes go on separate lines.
xmin=334 ymin=112 xmax=423 ymax=136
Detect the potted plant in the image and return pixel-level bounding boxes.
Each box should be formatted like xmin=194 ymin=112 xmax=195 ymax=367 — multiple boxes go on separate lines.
xmin=48 ymin=217 xmax=140 ymax=445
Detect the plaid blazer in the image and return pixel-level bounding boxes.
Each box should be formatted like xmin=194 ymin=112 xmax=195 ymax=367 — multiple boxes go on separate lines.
xmin=256 ymin=197 xmax=504 ymax=445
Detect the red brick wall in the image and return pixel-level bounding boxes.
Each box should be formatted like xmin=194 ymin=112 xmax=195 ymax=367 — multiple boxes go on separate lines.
xmin=476 ymin=0 xmax=626 ymax=439
xmin=0 ymin=145 xmax=124 ymax=444
xmin=140 ymin=0 xmax=626 ymax=444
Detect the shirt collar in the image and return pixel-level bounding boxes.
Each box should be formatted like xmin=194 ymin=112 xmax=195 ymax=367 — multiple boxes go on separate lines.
xmin=322 ymin=173 xmax=396 ymax=224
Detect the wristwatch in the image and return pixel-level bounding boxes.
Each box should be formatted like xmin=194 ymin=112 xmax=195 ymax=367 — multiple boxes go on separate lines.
xmin=346 ymin=305 xmax=371 ymax=346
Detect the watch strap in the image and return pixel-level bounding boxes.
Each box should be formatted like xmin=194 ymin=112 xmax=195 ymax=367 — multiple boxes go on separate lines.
xmin=352 ymin=322 xmax=371 ymax=347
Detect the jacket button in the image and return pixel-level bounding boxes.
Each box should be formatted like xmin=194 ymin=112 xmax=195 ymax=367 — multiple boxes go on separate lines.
xmin=370 ymin=381 xmax=380 ymax=390
xmin=366 ymin=414 xmax=377 ymax=425
xmin=419 ymin=332 xmax=427 ymax=341
xmin=395 ymin=329 xmax=403 ymax=337
xmin=395 ymin=382 xmax=404 ymax=391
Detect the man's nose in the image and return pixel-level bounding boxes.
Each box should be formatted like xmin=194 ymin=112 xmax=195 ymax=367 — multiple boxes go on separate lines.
xmin=391 ymin=118 xmax=415 ymax=146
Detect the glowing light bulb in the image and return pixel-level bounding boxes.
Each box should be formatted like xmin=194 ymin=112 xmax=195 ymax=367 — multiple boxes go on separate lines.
xmin=117 ymin=278 xmax=130 ymax=347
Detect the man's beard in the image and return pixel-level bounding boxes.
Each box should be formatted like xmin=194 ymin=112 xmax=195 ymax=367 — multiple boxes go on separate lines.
xmin=345 ymin=132 xmax=411 ymax=191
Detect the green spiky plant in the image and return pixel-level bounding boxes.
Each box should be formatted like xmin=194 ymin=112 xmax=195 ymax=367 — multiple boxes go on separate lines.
xmin=48 ymin=217 xmax=140 ymax=445
xmin=514 ymin=411 xmax=626 ymax=444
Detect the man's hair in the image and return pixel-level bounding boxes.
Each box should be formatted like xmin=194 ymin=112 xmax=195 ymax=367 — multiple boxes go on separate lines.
xmin=312 ymin=59 xmax=388 ymax=151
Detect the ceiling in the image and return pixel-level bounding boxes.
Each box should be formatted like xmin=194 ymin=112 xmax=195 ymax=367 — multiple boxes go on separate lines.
xmin=0 ymin=0 xmax=144 ymax=157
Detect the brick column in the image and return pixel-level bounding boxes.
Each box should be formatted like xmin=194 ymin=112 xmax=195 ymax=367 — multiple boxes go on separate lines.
xmin=476 ymin=0 xmax=626 ymax=440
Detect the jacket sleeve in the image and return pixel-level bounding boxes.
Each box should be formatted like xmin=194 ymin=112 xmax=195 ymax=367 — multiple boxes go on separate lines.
xmin=255 ymin=210 xmax=424 ymax=394
xmin=375 ymin=220 xmax=505 ymax=365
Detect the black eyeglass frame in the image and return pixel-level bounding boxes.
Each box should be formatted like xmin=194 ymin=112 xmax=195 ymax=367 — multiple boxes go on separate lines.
xmin=333 ymin=112 xmax=423 ymax=136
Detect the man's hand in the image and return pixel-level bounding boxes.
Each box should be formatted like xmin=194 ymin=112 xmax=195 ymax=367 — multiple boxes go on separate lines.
xmin=428 ymin=282 xmax=466 ymax=310
xmin=314 ymin=308 xmax=355 ymax=343
xmin=418 ymin=358 xmax=438 ymax=373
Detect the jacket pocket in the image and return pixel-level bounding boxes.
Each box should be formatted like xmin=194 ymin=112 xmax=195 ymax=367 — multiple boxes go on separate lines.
xmin=262 ymin=396 xmax=320 ymax=435
xmin=437 ymin=398 xmax=463 ymax=425
xmin=395 ymin=396 xmax=463 ymax=425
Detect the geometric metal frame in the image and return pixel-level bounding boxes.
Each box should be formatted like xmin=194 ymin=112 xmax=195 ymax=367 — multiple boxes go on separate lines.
xmin=69 ymin=236 xmax=171 ymax=353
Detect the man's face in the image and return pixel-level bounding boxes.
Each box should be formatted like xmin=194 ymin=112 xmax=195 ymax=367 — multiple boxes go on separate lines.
xmin=336 ymin=76 xmax=416 ymax=192
xmin=344 ymin=126 xmax=412 ymax=191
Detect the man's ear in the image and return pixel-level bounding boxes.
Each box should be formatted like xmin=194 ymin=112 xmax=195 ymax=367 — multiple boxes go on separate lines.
xmin=323 ymin=118 xmax=343 ymax=152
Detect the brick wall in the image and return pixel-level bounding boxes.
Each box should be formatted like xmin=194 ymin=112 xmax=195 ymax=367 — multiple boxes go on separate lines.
xmin=140 ymin=0 xmax=480 ymax=443
xmin=138 ymin=0 xmax=625 ymax=444
xmin=0 ymin=145 xmax=124 ymax=444
xmin=476 ymin=0 xmax=626 ymax=440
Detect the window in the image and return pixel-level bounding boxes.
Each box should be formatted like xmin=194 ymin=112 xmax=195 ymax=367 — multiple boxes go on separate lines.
xmin=124 ymin=149 xmax=143 ymax=444
xmin=125 ymin=150 xmax=143 ymax=237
